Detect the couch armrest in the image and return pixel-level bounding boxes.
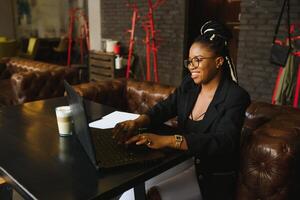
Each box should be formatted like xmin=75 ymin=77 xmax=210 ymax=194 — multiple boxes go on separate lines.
xmin=237 ymin=128 xmax=300 ymax=200
xmin=11 ymin=68 xmax=76 ymax=104
xmin=238 ymin=102 xmax=300 ymax=200
xmin=72 ymin=79 xmax=127 ymax=110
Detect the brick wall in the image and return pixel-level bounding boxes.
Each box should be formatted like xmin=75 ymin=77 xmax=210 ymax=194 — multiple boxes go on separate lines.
xmin=238 ymin=0 xmax=300 ymax=102
xmin=101 ymin=0 xmax=300 ymax=102
xmin=101 ymin=0 xmax=186 ymax=86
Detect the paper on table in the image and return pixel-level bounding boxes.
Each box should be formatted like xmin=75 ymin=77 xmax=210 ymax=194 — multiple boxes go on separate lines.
xmin=88 ymin=111 xmax=140 ymax=129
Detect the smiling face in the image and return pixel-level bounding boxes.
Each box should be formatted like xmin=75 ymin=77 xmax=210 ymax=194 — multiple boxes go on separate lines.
xmin=188 ymin=42 xmax=224 ymax=85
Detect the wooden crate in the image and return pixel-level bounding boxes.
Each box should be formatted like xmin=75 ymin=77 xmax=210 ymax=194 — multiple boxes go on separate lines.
xmin=89 ymin=51 xmax=115 ymax=81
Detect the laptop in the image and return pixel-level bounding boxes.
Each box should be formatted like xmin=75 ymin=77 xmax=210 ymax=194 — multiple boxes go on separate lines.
xmin=64 ymin=81 xmax=165 ymax=170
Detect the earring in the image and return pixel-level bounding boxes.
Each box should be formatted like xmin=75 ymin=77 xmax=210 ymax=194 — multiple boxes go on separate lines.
xmin=217 ymin=62 xmax=223 ymax=68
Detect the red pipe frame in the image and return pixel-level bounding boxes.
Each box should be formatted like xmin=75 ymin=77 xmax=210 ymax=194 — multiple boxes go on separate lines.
xmin=126 ymin=3 xmax=138 ymax=79
xmin=126 ymin=0 xmax=165 ymax=82
xmin=67 ymin=8 xmax=90 ymax=67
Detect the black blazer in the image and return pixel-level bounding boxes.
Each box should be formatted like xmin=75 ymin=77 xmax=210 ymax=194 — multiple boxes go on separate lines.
xmin=147 ymin=75 xmax=251 ymax=174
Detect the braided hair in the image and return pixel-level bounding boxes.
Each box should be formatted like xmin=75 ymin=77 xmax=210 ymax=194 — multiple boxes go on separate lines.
xmin=194 ymin=20 xmax=238 ymax=83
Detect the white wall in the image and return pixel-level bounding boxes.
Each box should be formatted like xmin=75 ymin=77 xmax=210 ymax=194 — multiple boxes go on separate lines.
xmin=88 ymin=0 xmax=102 ymax=51
xmin=30 ymin=0 xmax=67 ymax=37
xmin=16 ymin=0 xmax=69 ymax=38
xmin=0 ymin=0 xmax=16 ymax=38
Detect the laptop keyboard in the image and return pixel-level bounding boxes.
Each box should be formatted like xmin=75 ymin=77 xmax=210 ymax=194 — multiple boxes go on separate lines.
xmin=91 ymin=131 xmax=147 ymax=167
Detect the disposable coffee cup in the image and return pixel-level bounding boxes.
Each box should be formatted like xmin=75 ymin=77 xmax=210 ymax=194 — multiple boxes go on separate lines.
xmin=55 ymin=106 xmax=72 ymax=136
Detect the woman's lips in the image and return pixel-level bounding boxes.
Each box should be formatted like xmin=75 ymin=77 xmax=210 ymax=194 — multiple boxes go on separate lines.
xmin=190 ymin=71 xmax=200 ymax=79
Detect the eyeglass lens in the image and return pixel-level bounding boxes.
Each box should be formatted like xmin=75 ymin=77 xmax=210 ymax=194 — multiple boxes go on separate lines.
xmin=184 ymin=57 xmax=201 ymax=68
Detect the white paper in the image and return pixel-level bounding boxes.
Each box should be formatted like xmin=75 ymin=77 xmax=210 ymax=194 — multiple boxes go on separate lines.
xmin=88 ymin=111 xmax=140 ymax=129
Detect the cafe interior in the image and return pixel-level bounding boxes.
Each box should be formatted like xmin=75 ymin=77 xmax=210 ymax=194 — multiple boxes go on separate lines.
xmin=0 ymin=0 xmax=300 ymax=199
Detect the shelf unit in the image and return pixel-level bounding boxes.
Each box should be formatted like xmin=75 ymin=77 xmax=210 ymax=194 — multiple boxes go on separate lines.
xmin=89 ymin=50 xmax=115 ymax=81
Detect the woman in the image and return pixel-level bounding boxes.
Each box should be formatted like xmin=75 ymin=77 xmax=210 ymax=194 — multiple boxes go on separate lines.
xmin=113 ymin=20 xmax=251 ymax=200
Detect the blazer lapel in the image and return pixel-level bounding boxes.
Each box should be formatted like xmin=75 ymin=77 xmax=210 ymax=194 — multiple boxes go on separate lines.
xmin=183 ymin=86 xmax=200 ymax=124
xmin=200 ymin=77 xmax=230 ymax=133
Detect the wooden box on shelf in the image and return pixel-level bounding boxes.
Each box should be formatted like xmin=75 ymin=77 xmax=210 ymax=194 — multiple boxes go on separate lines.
xmin=89 ymin=50 xmax=115 ymax=81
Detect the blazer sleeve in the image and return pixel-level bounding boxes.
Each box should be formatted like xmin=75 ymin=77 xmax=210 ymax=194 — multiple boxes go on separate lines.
xmin=146 ymin=76 xmax=192 ymax=127
xmin=146 ymin=88 xmax=179 ymax=127
xmin=185 ymin=89 xmax=251 ymax=157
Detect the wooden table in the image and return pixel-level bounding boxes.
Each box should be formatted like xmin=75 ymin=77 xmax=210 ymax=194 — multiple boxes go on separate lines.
xmin=0 ymin=97 xmax=186 ymax=200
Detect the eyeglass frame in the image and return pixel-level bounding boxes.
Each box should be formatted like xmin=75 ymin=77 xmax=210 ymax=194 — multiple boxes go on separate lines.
xmin=184 ymin=55 xmax=217 ymax=69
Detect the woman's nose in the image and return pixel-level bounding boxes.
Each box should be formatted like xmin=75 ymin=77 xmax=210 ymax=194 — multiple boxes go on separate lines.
xmin=189 ymin=65 xmax=198 ymax=70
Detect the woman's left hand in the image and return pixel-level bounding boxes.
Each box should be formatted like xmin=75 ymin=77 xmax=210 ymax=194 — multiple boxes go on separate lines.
xmin=125 ymin=133 xmax=172 ymax=149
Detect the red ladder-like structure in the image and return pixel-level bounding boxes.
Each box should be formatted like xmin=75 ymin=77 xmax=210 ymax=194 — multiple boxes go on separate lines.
xmin=126 ymin=2 xmax=139 ymax=78
xmin=126 ymin=0 xmax=166 ymax=82
xmin=67 ymin=8 xmax=90 ymax=67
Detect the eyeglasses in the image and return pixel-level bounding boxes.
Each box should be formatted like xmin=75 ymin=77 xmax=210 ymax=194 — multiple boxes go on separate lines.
xmin=184 ymin=56 xmax=216 ymax=69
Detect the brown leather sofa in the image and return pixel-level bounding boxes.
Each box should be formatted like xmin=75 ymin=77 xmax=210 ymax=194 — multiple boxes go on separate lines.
xmin=73 ymin=79 xmax=175 ymax=114
xmin=73 ymin=79 xmax=300 ymax=200
xmin=0 ymin=57 xmax=78 ymax=106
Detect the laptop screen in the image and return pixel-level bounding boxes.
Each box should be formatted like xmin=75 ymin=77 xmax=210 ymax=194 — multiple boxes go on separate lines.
xmin=64 ymin=81 xmax=98 ymax=167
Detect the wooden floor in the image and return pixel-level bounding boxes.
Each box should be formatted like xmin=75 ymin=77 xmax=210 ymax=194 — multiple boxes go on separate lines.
xmin=0 ymin=177 xmax=23 ymax=200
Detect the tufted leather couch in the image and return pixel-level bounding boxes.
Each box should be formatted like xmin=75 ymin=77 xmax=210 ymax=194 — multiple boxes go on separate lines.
xmin=73 ymin=79 xmax=300 ymax=200
xmin=237 ymin=102 xmax=300 ymax=200
xmin=0 ymin=57 xmax=78 ymax=106
xmin=73 ymin=78 xmax=175 ymax=115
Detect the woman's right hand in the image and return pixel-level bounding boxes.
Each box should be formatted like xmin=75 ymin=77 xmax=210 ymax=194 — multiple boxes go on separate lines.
xmin=112 ymin=120 xmax=140 ymax=144
xmin=112 ymin=114 xmax=151 ymax=144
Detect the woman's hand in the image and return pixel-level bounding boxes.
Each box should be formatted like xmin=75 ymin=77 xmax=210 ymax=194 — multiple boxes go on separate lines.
xmin=125 ymin=133 xmax=173 ymax=149
xmin=112 ymin=114 xmax=151 ymax=144
xmin=112 ymin=120 xmax=139 ymax=144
